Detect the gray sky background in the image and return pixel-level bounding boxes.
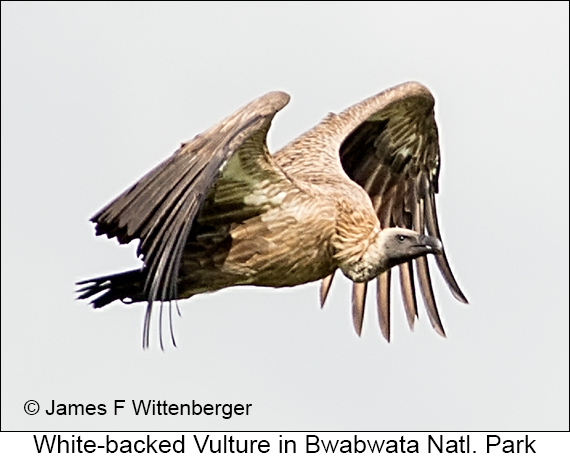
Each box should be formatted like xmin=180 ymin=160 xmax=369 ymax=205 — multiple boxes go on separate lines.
xmin=2 ymin=2 xmax=568 ymax=431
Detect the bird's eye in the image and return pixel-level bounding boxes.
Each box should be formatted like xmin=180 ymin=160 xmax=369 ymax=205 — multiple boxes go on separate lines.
xmin=397 ymin=235 xmax=407 ymax=242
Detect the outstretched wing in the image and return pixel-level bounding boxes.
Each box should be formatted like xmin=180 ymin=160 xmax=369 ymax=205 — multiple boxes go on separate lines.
xmin=321 ymin=82 xmax=467 ymax=340
xmin=90 ymin=91 xmax=291 ymax=345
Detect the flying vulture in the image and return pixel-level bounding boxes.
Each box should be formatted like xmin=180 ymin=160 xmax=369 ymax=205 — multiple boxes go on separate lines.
xmin=77 ymin=81 xmax=467 ymax=348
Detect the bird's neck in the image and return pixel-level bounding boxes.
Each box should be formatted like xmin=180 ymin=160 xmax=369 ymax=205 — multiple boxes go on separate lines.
xmin=332 ymin=198 xmax=387 ymax=283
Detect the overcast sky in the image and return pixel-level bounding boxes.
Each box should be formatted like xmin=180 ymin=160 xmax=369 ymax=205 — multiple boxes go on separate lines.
xmin=2 ymin=2 xmax=568 ymax=431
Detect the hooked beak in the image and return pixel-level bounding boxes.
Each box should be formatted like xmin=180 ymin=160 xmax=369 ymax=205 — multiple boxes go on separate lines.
xmin=417 ymin=234 xmax=443 ymax=254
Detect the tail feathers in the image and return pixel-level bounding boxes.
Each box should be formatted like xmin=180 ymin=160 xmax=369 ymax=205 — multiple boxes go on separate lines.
xmin=76 ymin=269 xmax=145 ymax=308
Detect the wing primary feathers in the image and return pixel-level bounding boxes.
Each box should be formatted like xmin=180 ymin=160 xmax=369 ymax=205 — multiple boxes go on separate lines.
xmin=92 ymin=160 xmax=172 ymax=243
xmin=376 ymin=270 xmax=391 ymax=342
xmin=320 ymin=272 xmax=335 ymax=308
xmin=414 ymin=194 xmax=446 ymax=337
xmin=156 ymin=301 xmax=177 ymax=351
xmin=399 ymin=262 xmax=417 ymax=330
xmin=159 ymin=300 xmax=165 ymax=352
xmin=395 ymin=180 xmax=418 ymax=331
xmin=352 ymin=281 xmax=367 ymax=336
xmin=142 ymin=300 xmax=153 ymax=349
xmin=390 ymin=180 xmax=408 ymax=227
xmin=161 ymin=195 xmax=200 ymax=298
xmin=373 ymin=187 xmax=396 ymax=342
xmin=375 ymin=184 xmax=397 ymax=224
xmin=424 ymin=181 xmax=469 ymax=304
xmin=126 ymin=158 xmax=194 ymax=240
xmin=143 ymin=194 xmax=191 ymax=297
xmin=136 ymin=160 xmax=204 ymax=250
xmin=169 ymin=301 xmax=178 ymax=348
xmin=415 ymin=256 xmax=445 ymax=337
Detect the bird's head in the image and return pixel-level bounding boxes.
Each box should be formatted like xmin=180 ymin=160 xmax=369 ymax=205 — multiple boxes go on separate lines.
xmin=376 ymin=228 xmax=442 ymax=270
xmin=339 ymin=227 xmax=442 ymax=282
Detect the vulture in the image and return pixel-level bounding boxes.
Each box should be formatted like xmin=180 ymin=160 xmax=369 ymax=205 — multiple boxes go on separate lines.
xmin=77 ymin=81 xmax=467 ymax=348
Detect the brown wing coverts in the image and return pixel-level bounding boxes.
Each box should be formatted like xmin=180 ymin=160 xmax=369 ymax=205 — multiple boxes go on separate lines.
xmin=339 ymin=87 xmax=467 ymax=340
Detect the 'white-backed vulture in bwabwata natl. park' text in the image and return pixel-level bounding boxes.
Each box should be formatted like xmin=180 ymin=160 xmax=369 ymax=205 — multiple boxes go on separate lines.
xmin=77 ymin=81 xmax=468 ymax=348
